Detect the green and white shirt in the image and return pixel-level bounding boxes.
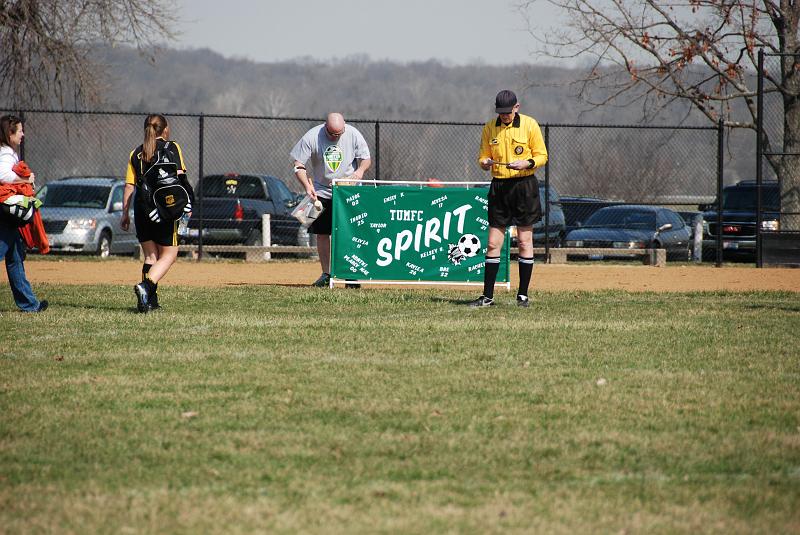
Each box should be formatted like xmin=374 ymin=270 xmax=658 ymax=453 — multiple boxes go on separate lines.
xmin=290 ymin=124 xmax=371 ymax=199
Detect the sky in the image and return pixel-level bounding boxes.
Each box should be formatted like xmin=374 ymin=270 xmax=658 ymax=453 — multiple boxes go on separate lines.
xmin=173 ymin=0 xmax=563 ymax=65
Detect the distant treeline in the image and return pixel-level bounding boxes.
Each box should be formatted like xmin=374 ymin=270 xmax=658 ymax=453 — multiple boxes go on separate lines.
xmin=2 ymin=45 xmax=757 ymax=184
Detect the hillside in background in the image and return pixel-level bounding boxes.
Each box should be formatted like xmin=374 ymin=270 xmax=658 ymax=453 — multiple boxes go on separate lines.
xmin=92 ymin=46 xmax=690 ymax=125
xmin=2 ymin=45 xmax=756 ymax=184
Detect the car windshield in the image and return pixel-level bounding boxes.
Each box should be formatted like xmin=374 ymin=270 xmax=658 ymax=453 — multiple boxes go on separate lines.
xmin=204 ymin=176 xmax=266 ymax=199
xmin=271 ymin=178 xmax=294 ymax=202
xmin=42 ymin=185 xmax=110 ymax=208
xmin=583 ymin=208 xmax=655 ymax=229
xmin=723 ymin=186 xmax=779 ymax=211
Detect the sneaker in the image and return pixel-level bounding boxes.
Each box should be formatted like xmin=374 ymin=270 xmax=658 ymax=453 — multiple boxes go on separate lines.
xmin=467 ymin=295 xmax=495 ymax=307
xmin=516 ymin=295 xmax=530 ymax=308
xmin=134 ymin=282 xmax=151 ymax=313
xmin=311 ymin=273 xmax=331 ymax=288
xmin=24 ymin=299 xmax=48 ymax=313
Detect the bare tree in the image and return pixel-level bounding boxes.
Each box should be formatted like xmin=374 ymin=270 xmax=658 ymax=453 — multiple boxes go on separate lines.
xmin=519 ymin=0 xmax=800 ymax=227
xmin=254 ymin=89 xmax=296 ymax=117
xmin=0 ymin=0 xmax=177 ymax=107
xmin=211 ymin=85 xmax=248 ymax=115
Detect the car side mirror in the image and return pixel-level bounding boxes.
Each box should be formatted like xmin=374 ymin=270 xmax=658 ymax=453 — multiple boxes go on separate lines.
xmin=657 ymin=223 xmax=673 ymax=233
xmin=111 ymin=201 xmax=123 ymax=212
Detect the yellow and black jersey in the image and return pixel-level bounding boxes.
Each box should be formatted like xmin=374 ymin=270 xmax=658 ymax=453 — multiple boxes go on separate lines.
xmin=125 ymin=138 xmax=187 ymax=186
xmin=478 ymin=113 xmax=548 ymax=180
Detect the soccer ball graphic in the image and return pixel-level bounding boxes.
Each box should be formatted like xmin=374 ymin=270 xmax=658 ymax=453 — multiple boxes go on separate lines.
xmin=457 ymin=234 xmax=481 ymax=257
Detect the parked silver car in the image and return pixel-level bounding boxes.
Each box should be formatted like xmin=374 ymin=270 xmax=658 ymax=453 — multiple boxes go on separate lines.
xmin=37 ymin=177 xmax=138 ymax=257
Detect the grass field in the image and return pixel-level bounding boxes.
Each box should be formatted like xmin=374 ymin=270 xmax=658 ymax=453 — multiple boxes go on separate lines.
xmin=1 ymin=284 xmax=799 ymax=534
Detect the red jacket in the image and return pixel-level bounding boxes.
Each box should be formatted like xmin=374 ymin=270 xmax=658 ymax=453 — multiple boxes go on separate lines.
xmin=0 ymin=182 xmax=50 ymax=254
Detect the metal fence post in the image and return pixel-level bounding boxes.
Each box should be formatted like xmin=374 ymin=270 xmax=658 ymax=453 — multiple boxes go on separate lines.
xmin=716 ymin=118 xmax=724 ymax=267
xmin=544 ymin=124 xmax=551 ymax=262
xmin=756 ymin=49 xmax=764 ymax=268
xmin=197 ymin=114 xmax=205 ymax=260
xmin=375 ymin=120 xmax=380 ymax=181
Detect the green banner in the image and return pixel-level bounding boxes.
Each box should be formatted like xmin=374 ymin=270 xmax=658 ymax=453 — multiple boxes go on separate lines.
xmin=331 ymin=184 xmax=509 ymax=283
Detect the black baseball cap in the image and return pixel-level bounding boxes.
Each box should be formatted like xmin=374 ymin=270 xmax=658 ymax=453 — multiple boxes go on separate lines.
xmin=495 ymin=90 xmax=518 ymax=113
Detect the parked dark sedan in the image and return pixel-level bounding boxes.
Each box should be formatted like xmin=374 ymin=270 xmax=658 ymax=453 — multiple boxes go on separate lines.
xmin=560 ymin=196 xmax=622 ymax=233
xmin=565 ymin=205 xmax=692 ymax=260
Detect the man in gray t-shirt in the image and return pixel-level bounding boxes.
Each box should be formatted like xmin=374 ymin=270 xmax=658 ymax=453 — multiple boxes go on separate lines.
xmin=291 ymin=112 xmax=371 ymax=286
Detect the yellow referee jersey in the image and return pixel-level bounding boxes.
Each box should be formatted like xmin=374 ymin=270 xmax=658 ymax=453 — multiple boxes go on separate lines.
xmin=478 ymin=113 xmax=548 ymax=180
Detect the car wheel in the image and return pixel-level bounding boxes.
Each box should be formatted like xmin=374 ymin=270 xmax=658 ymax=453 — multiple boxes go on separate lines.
xmin=96 ymin=230 xmax=112 ymax=258
xmin=245 ymin=229 xmax=263 ymax=246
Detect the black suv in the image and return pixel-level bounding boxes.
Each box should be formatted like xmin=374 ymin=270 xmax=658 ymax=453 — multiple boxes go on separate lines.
xmin=701 ymin=180 xmax=780 ymax=259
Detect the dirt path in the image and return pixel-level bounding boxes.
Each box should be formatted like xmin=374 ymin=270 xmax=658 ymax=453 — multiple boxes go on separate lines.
xmin=23 ymin=258 xmax=800 ymax=292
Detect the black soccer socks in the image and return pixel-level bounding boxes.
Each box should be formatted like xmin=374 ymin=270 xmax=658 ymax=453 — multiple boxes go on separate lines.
xmin=518 ymin=256 xmax=534 ymax=297
xmin=483 ymin=256 xmax=501 ymax=299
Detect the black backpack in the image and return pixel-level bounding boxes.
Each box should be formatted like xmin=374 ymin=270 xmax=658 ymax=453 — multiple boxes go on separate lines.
xmin=138 ymin=142 xmax=192 ymax=222
xmin=0 ymin=200 xmax=35 ymax=227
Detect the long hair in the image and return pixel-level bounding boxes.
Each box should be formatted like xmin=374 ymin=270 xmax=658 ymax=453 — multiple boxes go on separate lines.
xmin=0 ymin=115 xmax=22 ymax=149
xmin=142 ymin=114 xmax=168 ymax=162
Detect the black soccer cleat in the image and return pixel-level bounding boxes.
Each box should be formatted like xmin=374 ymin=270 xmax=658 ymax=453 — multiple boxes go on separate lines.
xmin=149 ymin=291 xmax=161 ymax=311
xmin=134 ymin=282 xmax=151 ymax=313
xmin=311 ymin=273 xmax=331 ymax=288
xmin=467 ymin=295 xmax=495 ymax=307
xmin=516 ymin=295 xmax=530 ymax=308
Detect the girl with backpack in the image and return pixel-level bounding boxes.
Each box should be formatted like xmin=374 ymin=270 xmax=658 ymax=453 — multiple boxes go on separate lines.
xmin=121 ymin=114 xmax=193 ymax=313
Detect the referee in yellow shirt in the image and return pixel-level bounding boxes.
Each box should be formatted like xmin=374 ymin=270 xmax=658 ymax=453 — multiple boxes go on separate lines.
xmin=468 ymin=90 xmax=548 ymax=308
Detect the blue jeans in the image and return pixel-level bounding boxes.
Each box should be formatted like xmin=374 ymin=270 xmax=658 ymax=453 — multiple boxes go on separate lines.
xmin=0 ymin=223 xmax=41 ymax=312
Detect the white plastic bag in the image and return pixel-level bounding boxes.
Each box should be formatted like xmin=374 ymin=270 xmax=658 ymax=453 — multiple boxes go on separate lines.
xmin=291 ymin=195 xmax=323 ymax=225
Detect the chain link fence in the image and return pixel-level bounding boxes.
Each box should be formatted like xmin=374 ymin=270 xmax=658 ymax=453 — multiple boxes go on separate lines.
xmin=3 ymin=109 xmax=722 ymax=263
xmin=757 ymin=51 xmax=800 ymax=267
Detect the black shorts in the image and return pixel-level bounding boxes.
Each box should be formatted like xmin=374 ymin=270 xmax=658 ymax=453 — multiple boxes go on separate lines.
xmin=488 ymin=175 xmax=542 ymax=228
xmin=134 ymin=201 xmax=177 ymax=246
xmin=309 ymin=196 xmax=333 ymax=236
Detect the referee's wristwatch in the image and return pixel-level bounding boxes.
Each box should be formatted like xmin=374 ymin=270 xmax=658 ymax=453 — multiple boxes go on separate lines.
xmin=527 ymin=159 xmax=535 ymax=169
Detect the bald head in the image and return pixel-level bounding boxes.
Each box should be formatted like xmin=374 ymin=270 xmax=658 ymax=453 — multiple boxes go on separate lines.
xmin=325 ymin=113 xmax=346 ymax=139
